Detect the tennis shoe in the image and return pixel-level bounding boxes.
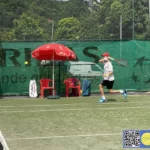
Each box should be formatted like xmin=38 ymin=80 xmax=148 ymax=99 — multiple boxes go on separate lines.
xmin=122 ymin=89 xmax=127 ymax=99
xmin=98 ymin=98 xmax=107 ymax=103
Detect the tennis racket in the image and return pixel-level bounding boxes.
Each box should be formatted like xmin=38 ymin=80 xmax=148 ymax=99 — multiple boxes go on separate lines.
xmin=109 ymin=57 xmax=128 ymax=67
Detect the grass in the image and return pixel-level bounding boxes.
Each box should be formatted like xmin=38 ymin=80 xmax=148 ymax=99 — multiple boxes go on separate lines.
xmin=0 ymin=94 xmax=150 ymax=150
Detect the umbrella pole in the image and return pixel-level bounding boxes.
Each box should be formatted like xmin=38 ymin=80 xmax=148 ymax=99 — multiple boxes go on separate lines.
xmin=52 ymin=51 xmax=55 ymax=96
xmin=47 ymin=52 xmax=60 ymax=99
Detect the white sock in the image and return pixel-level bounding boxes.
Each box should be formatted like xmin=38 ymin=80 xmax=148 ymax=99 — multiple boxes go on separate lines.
xmin=120 ymin=90 xmax=124 ymax=93
xmin=102 ymin=96 xmax=105 ymax=99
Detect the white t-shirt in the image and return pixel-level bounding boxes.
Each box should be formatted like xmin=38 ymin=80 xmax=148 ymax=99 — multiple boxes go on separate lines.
xmin=103 ymin=61 xmax=115 ymax=81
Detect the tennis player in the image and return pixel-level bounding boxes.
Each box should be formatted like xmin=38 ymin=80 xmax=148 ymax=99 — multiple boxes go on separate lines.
xmin=98 ymin=52 xmax=127 ymax=102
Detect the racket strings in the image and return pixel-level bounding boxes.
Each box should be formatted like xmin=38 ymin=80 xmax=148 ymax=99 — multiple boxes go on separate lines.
xmin=116 ymin=59 xmax=128 ymax=66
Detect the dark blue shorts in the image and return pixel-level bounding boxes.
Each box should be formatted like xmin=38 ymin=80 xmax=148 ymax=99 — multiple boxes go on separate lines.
xmin=100 ymin=80 xmax=114 ymax=89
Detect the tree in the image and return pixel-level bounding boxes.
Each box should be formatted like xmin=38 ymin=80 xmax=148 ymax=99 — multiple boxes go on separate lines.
xmin=134 ymin=0 xmax=149 ymax=39
xmin=2 ymin=13 xmax=49 ymax=40
xmin=55 ymin=17 xmax=80 ymax=40
xmin=1 ymin=0 xmax=150 ymax=40
xmin=145 ymin=24 xmax=150 ymax=39
xmin=98 ymin=0 xmax=122 ymax=39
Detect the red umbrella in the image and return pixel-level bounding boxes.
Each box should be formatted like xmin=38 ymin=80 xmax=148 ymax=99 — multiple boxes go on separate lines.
xmin=32 ymin=43 xmax=76 ymax=60
xmin=31 ymin=43 xmax=76 ymax=95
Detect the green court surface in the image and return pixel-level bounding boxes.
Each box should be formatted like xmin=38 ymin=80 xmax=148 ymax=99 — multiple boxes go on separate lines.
xmin=0 ymin=95 xmax=150 ymax=150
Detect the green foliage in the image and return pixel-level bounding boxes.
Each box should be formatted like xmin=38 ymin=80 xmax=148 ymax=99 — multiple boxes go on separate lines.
xmin=2 ymin=13 xmax=49 ymax=40
xmin=79 ymin=14 xmax=100 ymax=39
xmin=55 ymin=17 xmax=80 ymax=40
xmin=145 ymin=24 xmax=150 ymax=39
xmin=0 ymin=0 xmax=150 ymax=40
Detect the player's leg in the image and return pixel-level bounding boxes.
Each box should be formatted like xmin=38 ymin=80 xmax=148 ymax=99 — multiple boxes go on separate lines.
xmin=122 ymin=89 xmax=127 ymax=99
xmin=107 ymin=81 xmax=127 ymax=98
xmin=99 ymin=84 xmax=105 ymax=98
xmin=109 ymin=89 xmax=122 ymax=93
xmin=98 ymin=80 xmax=107 ymax=102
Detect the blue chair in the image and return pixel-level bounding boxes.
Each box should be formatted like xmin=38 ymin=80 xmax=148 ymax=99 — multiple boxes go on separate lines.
xmin=82 ymin=79 xmax=91 ymax=96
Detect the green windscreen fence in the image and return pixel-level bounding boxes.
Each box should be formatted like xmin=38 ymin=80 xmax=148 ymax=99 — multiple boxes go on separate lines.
xmin=0 ymin=40 xmax=150 ymax=95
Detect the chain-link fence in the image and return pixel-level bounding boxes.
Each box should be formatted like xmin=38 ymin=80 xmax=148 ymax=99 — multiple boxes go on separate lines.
xmin=0 ymin=0 xmax=150 ymax=95
xmin=0 ymin=40 xmax=150 ymax=96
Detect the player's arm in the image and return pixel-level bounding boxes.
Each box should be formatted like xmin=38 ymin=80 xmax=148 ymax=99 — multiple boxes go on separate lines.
xmin=108 ymin=57 xmax=115 ymax=60
xmin=99 ymin=58 xmax=104 ymax=63
xmin=103 ymin=71 xmax=113 ymax=78
xmin=107 ymin=71 xmax=113 ymax=76
xmin=99 ymin=57 xmax=108 ymax=63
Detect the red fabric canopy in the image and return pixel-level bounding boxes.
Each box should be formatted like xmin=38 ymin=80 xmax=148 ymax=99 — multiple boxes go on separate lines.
xmin=31 ymin=43 xmax=76 ymax=61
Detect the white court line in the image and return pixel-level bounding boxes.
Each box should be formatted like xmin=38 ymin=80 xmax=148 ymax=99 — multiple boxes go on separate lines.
xmin=0 ymin=106 xmax=150 ymax=113
xmin=6 ymin=133 xmax=121 ymax=141
xmin=0 ymin=101 xmax=150 ymax=108
xmin=0 ymin=103 xmax=89 ymax=108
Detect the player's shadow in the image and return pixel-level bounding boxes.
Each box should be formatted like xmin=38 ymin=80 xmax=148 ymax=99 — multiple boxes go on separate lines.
xmin=107 ymin=99 xmax=117 ymax=102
